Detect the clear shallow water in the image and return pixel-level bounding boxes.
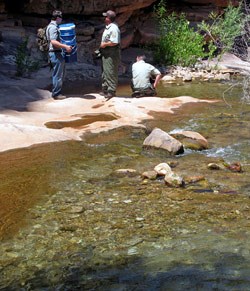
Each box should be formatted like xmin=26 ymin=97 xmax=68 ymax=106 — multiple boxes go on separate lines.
xmin=0 ymin=79 xmax=250 ymax=290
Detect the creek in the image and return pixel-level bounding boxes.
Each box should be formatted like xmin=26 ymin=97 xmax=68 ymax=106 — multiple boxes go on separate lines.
xmin=0 ymin=78 xmax=249 ymax=290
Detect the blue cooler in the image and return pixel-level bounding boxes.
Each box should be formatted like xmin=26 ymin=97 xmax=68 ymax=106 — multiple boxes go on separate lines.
xmin=59 ymin=23 xmax=77 ymax=63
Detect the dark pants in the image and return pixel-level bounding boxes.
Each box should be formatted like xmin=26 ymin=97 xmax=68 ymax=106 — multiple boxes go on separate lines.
xmin=131 ymin=84 xmax=156 ymax=97
xmin=101 ymin=46 xmax=120 ymax=94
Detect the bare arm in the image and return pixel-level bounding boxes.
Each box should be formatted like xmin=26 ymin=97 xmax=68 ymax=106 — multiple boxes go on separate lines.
xmin=51 ymin=39 xmax=72 ymax=53
xmin=153 ymin=74 xmax=162 ymax=88
xmin=100 ymin=41 xmax=118 ymax=48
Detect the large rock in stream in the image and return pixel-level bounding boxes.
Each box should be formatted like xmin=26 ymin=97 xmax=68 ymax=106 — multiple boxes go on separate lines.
xmin=143 ymin=128 xmax=184 ymax=155
xmin=171 ymin=130 xmax=209 ymax=150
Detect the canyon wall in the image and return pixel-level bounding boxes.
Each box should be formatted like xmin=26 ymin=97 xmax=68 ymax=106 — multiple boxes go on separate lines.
xmin=0 ymin=0 xmax=240 ymax=64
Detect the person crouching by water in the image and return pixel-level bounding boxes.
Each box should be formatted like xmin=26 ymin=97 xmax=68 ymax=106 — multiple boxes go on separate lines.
xmin=99 ymin=10 xmax=121 ymax=100
xmin=131 ymin=55 xmax=162 ymax=97
xmin=47 ymin=10 xmax=72 ymax=100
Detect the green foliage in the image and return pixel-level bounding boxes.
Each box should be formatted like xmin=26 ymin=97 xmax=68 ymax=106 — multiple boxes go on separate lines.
xmin=153 ymin=1 xmax=246 ymax=66
xmin=15 ymin=38 xmax=40 ymax=77
xmin=198 ymin=3 xmax=245 ymax=56
xmin=153 ymin=1 xmax=207 ymax=66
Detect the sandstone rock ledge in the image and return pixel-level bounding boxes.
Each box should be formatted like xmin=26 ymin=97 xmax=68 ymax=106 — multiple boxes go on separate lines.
xmin=0 ymin=69 xmax=215 ymax=153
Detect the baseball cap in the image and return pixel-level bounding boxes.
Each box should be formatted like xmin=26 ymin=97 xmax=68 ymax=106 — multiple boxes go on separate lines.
xmin=102 ymin=10 xmax=116 ymax=19
xmin=52 ymin=10 xmax=62 ymax=18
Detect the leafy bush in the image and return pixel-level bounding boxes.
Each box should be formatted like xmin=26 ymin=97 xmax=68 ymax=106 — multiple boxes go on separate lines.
xmin=198 ymin=3 xmax=245 ymax=56
xmin=153 ymin=1 xmax=247 ymax=66
xmin=15 ymin=38 xmax=40 ymax=77
xmin=153 ymin=1 xmax=207 ymax=66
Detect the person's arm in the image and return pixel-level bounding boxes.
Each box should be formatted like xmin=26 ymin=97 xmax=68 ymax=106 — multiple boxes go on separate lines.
xmin=51 ymin=39 xmax=72 ymax=53
xmin=153 ymin=74 xmax=162 ymax=88
xmin=100 ymin=41 xmax=118 ymax=48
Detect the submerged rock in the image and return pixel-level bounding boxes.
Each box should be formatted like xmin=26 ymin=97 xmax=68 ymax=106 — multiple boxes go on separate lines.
xmin=164 ymin=172 xmax=185 ymax=188
xmin=207 ymin=163 xmax=224 ymax=170
xmin=225 ymin=162 xmax=243 ymax=173
xmin=115 ymin=168 xmax=138 ymax=177
xmin=184 ymin=175 xmax=206 ymax=184
xmin=141 ymin=170 xmax=158 ymax=180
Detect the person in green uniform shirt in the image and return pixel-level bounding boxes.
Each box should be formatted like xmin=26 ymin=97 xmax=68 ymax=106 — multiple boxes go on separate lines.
xmin=100 ymin=10 xmax=121 ymax=99
xmin=131 ymin=55 xmax=162 ymax=97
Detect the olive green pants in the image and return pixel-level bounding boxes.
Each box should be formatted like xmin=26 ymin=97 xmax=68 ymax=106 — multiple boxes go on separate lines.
xmin=101 ymin=46 xmax=120 ymax=94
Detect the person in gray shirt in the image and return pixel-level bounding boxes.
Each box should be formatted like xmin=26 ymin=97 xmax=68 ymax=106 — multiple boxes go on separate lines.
xmin=46 ymin=10 xmax=72 ymax=100
xmin=131 ymin=55 xmax=161 ymax=97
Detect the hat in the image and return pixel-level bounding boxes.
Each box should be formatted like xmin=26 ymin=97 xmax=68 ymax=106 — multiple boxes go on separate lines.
xmin=52 ymin=10 xmax=62 ymax=18
xmin=102 ymin=10 xmax=116 ymax=19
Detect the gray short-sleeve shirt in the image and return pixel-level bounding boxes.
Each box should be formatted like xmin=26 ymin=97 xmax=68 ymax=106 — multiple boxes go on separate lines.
xmin=46 ymin=21 xmax=60 ymax=51
xmin=132 ymin=60 xmax=161 ymax=89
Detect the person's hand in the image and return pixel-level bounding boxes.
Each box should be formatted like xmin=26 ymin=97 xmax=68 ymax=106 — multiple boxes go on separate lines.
xmin=65 ymin=45 xmax=72 ymax=53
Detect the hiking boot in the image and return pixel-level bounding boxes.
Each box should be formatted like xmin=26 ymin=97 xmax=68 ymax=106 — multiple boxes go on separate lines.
xmin=105 ymin=91 xmax=116 ymax=100
xmin=131 ymin=91 xmax=141 ymax=98
xmin=100 ymin=87 xmax=108 ymax=96
xmin=99 ymin=91 xmax=107 ymax=96
xmin=53 ymin=94 xmax=66 ymax=100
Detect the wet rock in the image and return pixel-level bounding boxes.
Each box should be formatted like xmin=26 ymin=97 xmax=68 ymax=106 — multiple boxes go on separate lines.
xmin=59 ymin=225 xmax=78 ymax=232
xmin=154 ymin=162 xmax=173 ymax=176
xmin=135 ymin=217 xmax=145 ymax=222
xmin=84 ymin=190 xmax=95 ymax=195
xmin=214 ymin=72 xmax=230 ymax=81
xmin=161 ymin=75 xmax=176 ymax=82
xmin=125 ymin=237 xmax=144 ymax=247
xmin=127 ymin=247 xmax=139 ymax=255
xmin=225 ymin=162 xmax=243 ymax=173
xmin=183 ymin=73 xmax=192 ymax=82
xmin=123 ymin=199 xmax=132 ymax=204
xmin=164 ymin=172 xmax=185 ymax=188
xmin=207 ymin=163 xmax=224 ymax=170
xmin=65 ymin=206 xmax=85 ymax=214
xmin=141 ymin=170 xmax=157 ymax=180
xmin=115 ymin=168 xmax=138 ymax=177
xmin=143 ymin=128 xmax=184 ymax=155
xmin=215 ymin=112 xmax=236 ymax=118
xmin=168 ymin=161 xmax=179 ymax=168
xmin=184 ymin=175 xmax=206 ymax=184
xmin=171 ymin=130 xmax=209 ymax=150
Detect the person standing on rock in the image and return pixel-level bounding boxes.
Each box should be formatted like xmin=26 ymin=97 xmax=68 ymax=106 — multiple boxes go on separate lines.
xmin=99 ymin=10 xmax=121 ymax=100
xmin=131 ymin=55 xmax=161 ymax=97
xmin=47 ymin=10 xmax=72 ymax=100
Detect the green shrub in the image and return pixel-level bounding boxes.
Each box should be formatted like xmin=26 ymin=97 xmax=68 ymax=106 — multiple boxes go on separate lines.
xmin=153 ymin=1 xmax=247 ymax=66
xmin=15 ymin=38 xmax=40 ymax=77
xmin=153 ymin=1 xmax=207 ymax=66
xmin=198 ymin=3 xmax=245 ymax=56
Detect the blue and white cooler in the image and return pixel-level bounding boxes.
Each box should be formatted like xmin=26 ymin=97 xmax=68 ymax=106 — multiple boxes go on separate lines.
xmin=59 ymin=23 xmax=77 ymax=63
